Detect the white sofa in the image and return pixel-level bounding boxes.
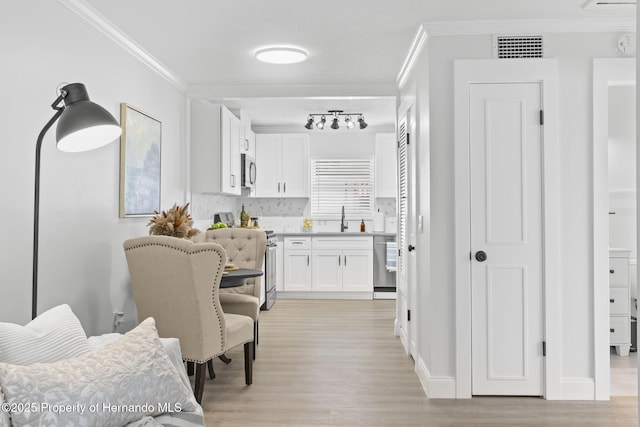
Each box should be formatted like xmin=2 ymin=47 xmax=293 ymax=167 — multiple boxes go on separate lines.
xmin=0 ymin=305 xmax=204 ymax=427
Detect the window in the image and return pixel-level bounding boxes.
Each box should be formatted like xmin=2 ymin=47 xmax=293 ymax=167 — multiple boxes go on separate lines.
xmin=311 ymin=159 xmax=374 ymax=218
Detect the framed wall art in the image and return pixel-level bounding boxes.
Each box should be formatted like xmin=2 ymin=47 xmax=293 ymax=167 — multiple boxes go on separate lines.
xmin=119 ymin=103 xmax=161 ymax=217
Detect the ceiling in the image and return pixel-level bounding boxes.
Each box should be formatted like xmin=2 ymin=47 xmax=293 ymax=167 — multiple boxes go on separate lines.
xmin=80 ymin=0 xmax=634 ymax=131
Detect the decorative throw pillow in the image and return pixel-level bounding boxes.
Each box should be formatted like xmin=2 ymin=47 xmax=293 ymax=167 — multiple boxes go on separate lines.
xmin=0 ymin=317 xmax=195 ymax=426
xmin=0 ymin=304 xmax=91 ymax=365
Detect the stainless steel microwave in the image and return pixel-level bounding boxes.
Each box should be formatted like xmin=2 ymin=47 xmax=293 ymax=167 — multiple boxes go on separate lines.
xmin=241 ymin=153 xmax=256 ymax=188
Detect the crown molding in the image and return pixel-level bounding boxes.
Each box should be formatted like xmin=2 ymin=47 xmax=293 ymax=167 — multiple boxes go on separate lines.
xmin=187 ymin=84 xmax=398 ymax=100
xmin=396 ymin=25 xmax=428 ymax=90
xmin=423 ymin=17 xmax=636 ymax=36
xmin=59 ymin=0 xmax=187 ymax=92
xmin=252 ymin=124 xmax=395 ymax=134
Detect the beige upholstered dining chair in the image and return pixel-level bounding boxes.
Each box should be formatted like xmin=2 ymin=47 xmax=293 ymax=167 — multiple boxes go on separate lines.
xmin=194 ymin=228 xmax=266 ymax=358
xmin=123 ymin=235 xmax=254 ymax=404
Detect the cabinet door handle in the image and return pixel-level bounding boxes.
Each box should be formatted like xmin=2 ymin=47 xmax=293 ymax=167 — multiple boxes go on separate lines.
xmin=610 ymin=269 xmax=615 ymax=274
xmin=283 ymin=182 xmax=286 ymax=193
xmin=610 ymin=328 xmax=615 ymax=333
xmin=344 ymin=255 xmax=347 ymax=266
xmin=278 ymin=182 xmax=281 ymax=193
xmin=231 ymin=174 xmax=236 ymax=187
xmin=338 ymin=256 xmax=341 ymax=266
xmin=307 ymin=255 xmax=310 ymax=266
xmin=610 ymin=299 xmax=615 ymax=303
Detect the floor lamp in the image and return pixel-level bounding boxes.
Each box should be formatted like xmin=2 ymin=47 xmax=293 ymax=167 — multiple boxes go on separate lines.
xmin=33 ymin=83 xmax=121 ymax=319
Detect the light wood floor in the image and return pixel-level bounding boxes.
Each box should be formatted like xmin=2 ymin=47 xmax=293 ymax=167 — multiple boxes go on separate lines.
xmin=199 ymin=300 xmax=637 ymax=426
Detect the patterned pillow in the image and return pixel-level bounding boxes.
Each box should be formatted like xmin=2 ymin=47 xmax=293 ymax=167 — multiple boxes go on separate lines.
xmin=0 ymin=304 xmax=91 ymax=365
xmin=0 ymin=318 xmax=195 ymax=426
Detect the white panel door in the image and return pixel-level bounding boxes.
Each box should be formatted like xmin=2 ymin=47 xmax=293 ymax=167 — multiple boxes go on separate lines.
xmin=342 ymin=250 xmax=373 ymax=292
xmin=312 ymin=250 xmax=342 ymax=291
xmin=470 ymin=83 xmax=543 ymax=396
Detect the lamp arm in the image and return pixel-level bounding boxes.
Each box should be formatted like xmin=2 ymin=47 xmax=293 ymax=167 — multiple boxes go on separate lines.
xmin=32 ymin=107 xmax=65 ymax=319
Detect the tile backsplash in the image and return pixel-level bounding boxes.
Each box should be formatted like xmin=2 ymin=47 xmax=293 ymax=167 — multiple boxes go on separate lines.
xmin=191 ymin=193 xmax=396 ymax=232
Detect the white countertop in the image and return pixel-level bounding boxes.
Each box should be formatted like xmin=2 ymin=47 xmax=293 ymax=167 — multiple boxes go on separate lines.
xmin=279 ymin=231 xmax=396 ymax=237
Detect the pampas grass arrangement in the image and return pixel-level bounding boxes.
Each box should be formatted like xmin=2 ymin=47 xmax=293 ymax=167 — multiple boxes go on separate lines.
xmin=148 ymin=203 xmax=200 ymax=239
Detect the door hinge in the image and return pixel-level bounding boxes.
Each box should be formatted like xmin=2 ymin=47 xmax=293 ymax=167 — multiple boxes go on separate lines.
xmin=542 ymin=341 xmax=546 ymax=357
xmin=407 ymin=310 xmax=411 ymax=321
xmin=539 ymin=110 xmax=544 ymax=126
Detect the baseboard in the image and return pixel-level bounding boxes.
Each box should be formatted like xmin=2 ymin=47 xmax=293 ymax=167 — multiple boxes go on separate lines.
xmin=416 ymin=356 xmax=457 ymax=398
xmin=559 ymin=378 xmax=596 ymax=400
xmin=278 ymin=291 xmax=372 ymax=300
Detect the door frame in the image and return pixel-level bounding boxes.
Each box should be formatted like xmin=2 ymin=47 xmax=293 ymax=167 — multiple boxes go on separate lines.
xmin=592 ymin=58 xmax=635 ymax=400
xmin=454 ymin=59 xmax=561 ymax=399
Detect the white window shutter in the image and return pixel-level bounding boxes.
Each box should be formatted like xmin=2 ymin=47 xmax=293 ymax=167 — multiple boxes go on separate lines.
xmin=311 ymin=159 xmax=374 ymax=218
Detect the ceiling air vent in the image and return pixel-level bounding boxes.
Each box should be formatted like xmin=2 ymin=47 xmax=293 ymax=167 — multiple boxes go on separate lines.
xmin=493 ymin=35 xmax=544 ymax=59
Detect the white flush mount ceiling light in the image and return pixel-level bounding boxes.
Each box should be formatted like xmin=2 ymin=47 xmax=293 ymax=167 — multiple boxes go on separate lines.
xmin=255 ymin=46 xmax=308 ymax=64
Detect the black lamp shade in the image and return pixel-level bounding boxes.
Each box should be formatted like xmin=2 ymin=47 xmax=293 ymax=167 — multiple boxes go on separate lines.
xmin=331 ymin=117 xmax=339 ymax=129
xmin=358 ymin=116 xmax=368 ymax=129
xmin=56 ymin=84 xmax=121 ymax=152
xmin=304 ymin=117 xmax=314 ymax=130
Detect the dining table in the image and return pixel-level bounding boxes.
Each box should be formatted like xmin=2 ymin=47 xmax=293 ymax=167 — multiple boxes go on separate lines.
xmin=220 ymin=268 xmax=263 ymax=288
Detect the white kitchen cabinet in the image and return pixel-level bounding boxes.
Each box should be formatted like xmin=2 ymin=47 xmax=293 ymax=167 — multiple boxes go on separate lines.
xmin=311 ymin=237 xmax=373 ymax=293
xmin=255 ymin=133 xmax=310 ymax=197
xmin=283 ymin=237 xmax=312 ymax=291
xmin=311 ymin=250 xmax=342 ymax=292
xmin=312 ymin=248 xmax=372 ymax=292
xmin=239 ymin=110 xmax=255 ymax=157
xmin=191 ymin=102 xmax=241 ymax=195
xmin=609 ymin=248 xmax=631 ymax=356
xmin=375 ymin=133 xmax=397 ymax=198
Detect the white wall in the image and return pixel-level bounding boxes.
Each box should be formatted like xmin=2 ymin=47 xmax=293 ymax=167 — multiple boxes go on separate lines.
xmin=0 ymin=2 xmax=188 ymax=335
xmin=404 ymin=30 xmax=628 ymax=397
xmin=608 ymin=85 xmax=637 ymax=260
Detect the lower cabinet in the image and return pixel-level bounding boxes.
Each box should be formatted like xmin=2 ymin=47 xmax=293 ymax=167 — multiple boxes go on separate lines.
xmin=609 ymin=248 xmax=632 ymax=356
xmin=283 ymin=237 xmax=311 ymax=291
xmin=312 ymin=249 xmax=372 ymax=292
xmin=283 ymin=236 xmax=373 ymax=297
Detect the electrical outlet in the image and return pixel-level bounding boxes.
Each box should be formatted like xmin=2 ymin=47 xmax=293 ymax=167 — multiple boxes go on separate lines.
xmin=113 ymin=312 xmax=124 ymax=332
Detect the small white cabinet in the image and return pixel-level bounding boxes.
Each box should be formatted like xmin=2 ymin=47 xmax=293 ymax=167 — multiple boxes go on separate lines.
xmin=191 ymin=102 xmax=241 ymax=195
xmin=311 ymin=237 xmax=373 ymax=292
xmin=283 ymin=237 xmax=311 ymax=291
xmin=375 ymin=133 xmax=397 ymax=198
xmin=255 ymin=134 xmax=310 ymax=197
xmin=239 ymin=110 xmax=255 ymax=157
xmin=609 ymin=248 xmax=631 ymax=356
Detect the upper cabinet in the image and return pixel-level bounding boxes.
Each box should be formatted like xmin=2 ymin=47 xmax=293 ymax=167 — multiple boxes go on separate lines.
xmin=240 ymin=110 xmax=256 ymax=158
xmin=255 ymin=134 xmax=310 ymax=198
xmin=375 ymin=133 xmax=397 ymax=198
xmin=191 ymin=102 xmax=241 ymax=195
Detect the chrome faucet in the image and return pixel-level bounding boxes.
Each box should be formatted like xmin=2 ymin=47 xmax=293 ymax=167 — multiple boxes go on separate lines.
xmin=341 ymin=206 xmax=348 ymax=232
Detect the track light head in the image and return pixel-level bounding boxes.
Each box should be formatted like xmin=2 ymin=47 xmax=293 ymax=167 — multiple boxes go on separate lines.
xmin=331 ymin=117 xmax=340 ymax=129
xmin=345 ymin=116 xmax=355 ymax=129
xmin=358 ymin=115 xmax=368 ymax=129
xmin=316 ymin=115 xmax=326 ymax=129
xmin=304 ymin=116 xmax=314 ymax=130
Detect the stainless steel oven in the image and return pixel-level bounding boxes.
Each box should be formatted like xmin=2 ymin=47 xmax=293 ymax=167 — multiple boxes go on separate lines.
xmin=261 ymin=231 xmax=277 ymax=310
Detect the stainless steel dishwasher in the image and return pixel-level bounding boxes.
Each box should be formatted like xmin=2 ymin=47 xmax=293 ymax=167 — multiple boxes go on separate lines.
xmin=373 ymin=235 xmax=396 ymax=299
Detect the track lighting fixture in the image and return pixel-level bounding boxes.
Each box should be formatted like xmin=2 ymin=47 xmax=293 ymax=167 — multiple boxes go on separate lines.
xmin=358 ymin=115 xmax=368 ymax=129
xmin=305 ymin=116 xmax=314 ymax=130
xmin=304 ymin=110 xmax=368 ymax=130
